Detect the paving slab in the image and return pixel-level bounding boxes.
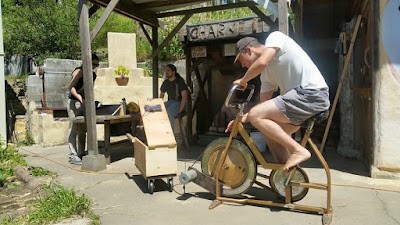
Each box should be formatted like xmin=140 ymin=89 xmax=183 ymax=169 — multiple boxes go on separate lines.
xmin=19 ymin=144 xmax=400 ymax=225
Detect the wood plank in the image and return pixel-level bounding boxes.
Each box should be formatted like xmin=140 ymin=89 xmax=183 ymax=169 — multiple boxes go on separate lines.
xmin=184 ymin=17 xmax=271 ymax=42
xmin=104 ymin=120 xmax=111 ymax=164
xmin=156 ymin=1 xmax=256 ymax=18
xmin=71 ymin=114 xmax=140 ymax=124
xmin=152 ymin=26 xmax=158 ymax=98
xmin=89 ymin=0 xmax=158 ymax=27
xmin=134 ymin=137 xmax=177 ymax=178
xmin=278 ymin=0 xmax=289 ymax=34
xmin=248 ymin=5 xmax=275 ymax=28
xmin=90 ymin=0 xmax=120 ymax=42
xmin=185 ymin=48 xmax=193 ymax=138
xmin=139 ymin=98 xmax=176 ymax=148
xmin=134 ymin=137 xmax=147 ymax=176
xmin=320 ymin=15 xmax=362 ymax=153
xmin=79 ymin=0 xmax=98 ymax=155
xmin=151 ymin=14 xmax=192 ymax=59
xmin=139 ymin=22 xmax=152 ymax=44
xmin=136 ymin=0 xmax=209 ymax=10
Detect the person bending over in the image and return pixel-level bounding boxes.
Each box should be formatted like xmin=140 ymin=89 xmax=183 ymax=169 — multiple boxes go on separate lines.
xmin=67 ymin=53 xmax=99 ymax=165
xmin=226 ymin=32 xmax=330 ymax=172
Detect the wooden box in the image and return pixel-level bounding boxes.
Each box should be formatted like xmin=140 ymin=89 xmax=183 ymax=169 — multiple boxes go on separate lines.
xmin=133 ymin=98 xmax=177 ymax=178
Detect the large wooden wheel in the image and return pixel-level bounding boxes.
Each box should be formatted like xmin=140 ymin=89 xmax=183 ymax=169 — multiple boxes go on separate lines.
xmin=201 ymin=138 xmax=256 ymax=196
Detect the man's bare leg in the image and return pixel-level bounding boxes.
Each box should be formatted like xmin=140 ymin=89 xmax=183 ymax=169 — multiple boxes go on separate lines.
xmin=264 ymin=122 xmax=299 ymax=164
xmin=248 ymin=100 xmax=311 ymax=172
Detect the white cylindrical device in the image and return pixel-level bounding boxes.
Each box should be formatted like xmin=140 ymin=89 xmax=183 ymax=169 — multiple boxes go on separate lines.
xmin=179 ymin=169 xmax=198 ymax=185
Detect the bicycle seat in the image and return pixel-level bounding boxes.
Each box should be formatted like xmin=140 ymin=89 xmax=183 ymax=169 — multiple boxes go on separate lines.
xmin=300 ymin=110 xmax=329 ymax=128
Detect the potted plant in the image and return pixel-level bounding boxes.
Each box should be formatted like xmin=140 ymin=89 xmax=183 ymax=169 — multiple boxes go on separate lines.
xmin=114 ymin=65 xmax=130 ymax=86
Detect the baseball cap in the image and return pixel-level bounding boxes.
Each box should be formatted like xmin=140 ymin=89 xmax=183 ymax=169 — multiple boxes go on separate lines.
xmin=234 ymin=37 xmax=258 ymax=63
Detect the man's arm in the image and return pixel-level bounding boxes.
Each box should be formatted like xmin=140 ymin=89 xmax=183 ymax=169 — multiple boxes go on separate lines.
xmin=68 ymin=69 xmax=84 ymax=104
xmin=160 ymin=92 xmax=165 ymax=99
xmin=179 ymin=90 xmax=188 ymax=112
xmin=236 ymin=47 xmax=279 ymax=87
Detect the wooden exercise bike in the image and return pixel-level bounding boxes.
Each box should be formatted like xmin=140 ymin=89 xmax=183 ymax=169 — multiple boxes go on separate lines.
xmin=179 ymin=84 xmax=333 ymax=225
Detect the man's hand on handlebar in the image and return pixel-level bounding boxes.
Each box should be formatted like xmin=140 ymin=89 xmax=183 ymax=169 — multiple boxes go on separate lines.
xmin=233 ymin=79 xmax=247 ymax=91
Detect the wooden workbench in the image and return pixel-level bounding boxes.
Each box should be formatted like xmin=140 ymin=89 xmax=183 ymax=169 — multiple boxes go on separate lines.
xmin=72 ymin=114 xmax=140 ymax=164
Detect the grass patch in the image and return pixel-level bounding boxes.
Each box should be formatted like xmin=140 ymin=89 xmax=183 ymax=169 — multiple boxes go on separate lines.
xmin=29 ymin=167 xmax=56 ymax=177
xmin=0 ymin=142 xmax=100 ymax=224
xmin=1 ymin=185 xmax=100 ymax=225
xmin=0 ymin=142 xmax=27 ymax=186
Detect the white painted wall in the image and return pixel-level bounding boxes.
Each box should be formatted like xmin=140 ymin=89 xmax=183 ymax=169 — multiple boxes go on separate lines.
xmin=371 ymin=0 xmax=400 ymax=178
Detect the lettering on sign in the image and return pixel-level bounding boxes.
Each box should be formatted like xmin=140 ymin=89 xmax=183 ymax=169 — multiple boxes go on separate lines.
xmin=186 ymin=18 xmax=270 ymax=42
xmin=191 ymin=46 xmax=207 ymax=58
xmin=189 ymin=23 xmax=238 ymax=41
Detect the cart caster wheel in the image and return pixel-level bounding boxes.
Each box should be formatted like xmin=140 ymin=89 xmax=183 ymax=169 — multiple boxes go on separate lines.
xmin=148 ymin=180 xmax=155 ymax=194
xmin=168 ymin=178 xmax=173 ymax=192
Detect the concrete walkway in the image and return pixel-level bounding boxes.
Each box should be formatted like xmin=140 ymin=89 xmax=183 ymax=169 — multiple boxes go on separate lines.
xmin=20 ymin=144 xmax=400 ymax=225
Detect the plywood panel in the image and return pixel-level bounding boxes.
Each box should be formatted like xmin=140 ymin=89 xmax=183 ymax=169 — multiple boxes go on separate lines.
xmin=134 ymin=137 xmax=177 ymax=178
xmin=134 ymin=137 xmax=147 ymax=176
xmin=139 ymin=98 xmax=176 ymax=149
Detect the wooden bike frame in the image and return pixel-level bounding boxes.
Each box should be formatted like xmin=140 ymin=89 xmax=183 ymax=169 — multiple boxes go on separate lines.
xmin=210 ymin=113 xmax=333 ymax=224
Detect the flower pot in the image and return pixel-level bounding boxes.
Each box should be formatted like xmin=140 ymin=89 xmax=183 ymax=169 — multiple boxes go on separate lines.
xmin=115 ymin=77 xmax=129 ymax=86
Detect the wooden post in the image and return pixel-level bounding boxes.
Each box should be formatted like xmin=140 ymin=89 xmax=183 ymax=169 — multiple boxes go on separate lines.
xmin=90 ymin=0 xmax=120 ymax=42
xmin=152 ymin=26 xmax=158 ymax=98
xmin=151 ymin=14 xmax=192 ymax=60
xmin=320 ymin=15 xmax=362 ymax=153
xmin=278 ymin=0 xmax=289 ymax=35
xmin=185 ymin=47 xmax=193 ymax=139
xmin=78 ymin=0 xmax=98 ymax=155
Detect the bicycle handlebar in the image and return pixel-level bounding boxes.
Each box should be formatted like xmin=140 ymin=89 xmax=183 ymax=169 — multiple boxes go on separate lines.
xmin=224 ymin=84 xmax=255 ymax=108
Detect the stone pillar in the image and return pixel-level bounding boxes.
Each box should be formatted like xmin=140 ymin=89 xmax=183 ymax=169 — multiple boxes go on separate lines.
xmin=108 ymin=32 xmax=137 ymax=69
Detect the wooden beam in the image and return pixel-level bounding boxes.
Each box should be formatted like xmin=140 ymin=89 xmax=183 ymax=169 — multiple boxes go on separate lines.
xmin=139 ymin=22 xmax=152 ymax=44
xmin=78 ymin=0 xmax=98 ymax=154
xmin=185 ymin=47 xmax=193 ymax=138
xmin=90 ymin=0 xmax=158 ymax=27
xmin=151 ymin=14 xmax=192 ymax=59
xmin=156 ymin=1 xmax=256 ymax=18
xmin=90 ymin=0 xmax=120 ymax=42
xmin=136 ymin=0 xmax=209 ymax=10
xmin=152 ymin=26 xmax=158 ymax=98
xmin=248 ymin=5 xmax=275 ymax=28
xmin=278 ymin=0 xmax=288 ymax=34
xmin=292 ymin=0 xmax=303 ymax=42
xmin=320 ymin=15 xmax=363 ymax=153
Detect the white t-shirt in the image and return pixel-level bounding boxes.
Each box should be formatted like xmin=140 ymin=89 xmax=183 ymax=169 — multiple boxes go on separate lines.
xmin=260 ymin=31 xmax=328 ymax=95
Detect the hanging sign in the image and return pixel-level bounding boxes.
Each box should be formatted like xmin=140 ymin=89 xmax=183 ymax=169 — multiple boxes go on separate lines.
xmin=191 ymin=46 xmax=207 ymax=58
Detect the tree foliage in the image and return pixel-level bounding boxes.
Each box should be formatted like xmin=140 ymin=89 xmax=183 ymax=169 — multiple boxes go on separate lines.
xmin=2 ymin=1 xmax=268 ymax=63
xmin=2 ymin=0 xmax=81 ymax=63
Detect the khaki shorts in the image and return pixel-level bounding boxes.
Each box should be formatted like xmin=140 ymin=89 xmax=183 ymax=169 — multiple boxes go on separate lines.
xmin=272 ymin=86 xmax=330 ymax=126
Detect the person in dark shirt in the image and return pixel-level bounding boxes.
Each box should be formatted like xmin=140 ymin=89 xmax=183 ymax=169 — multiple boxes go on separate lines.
xmin=160 ymin=64 xmax=189 ymax=130
xmin=67 ymin=53 xmax=99 ymax=165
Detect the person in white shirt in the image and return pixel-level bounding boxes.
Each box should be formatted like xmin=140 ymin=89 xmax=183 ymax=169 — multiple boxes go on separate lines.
xmin=226 ymin=31 xmax=330 ymax=172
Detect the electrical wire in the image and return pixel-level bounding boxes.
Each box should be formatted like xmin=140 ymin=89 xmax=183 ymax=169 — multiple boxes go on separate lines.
xmin=19 ymin=146 xmax=141 ymax=175
xmin=18 ymin=147 xmax=400 ymax=194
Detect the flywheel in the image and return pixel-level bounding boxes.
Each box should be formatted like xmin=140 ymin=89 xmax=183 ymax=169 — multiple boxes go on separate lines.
xmin=201 ymin=138 xmax=256 ymax=196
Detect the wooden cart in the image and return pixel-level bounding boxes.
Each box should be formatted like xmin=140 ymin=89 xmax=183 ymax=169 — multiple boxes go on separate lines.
xmin=128 ymin=98 xmax=177 ymax=194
